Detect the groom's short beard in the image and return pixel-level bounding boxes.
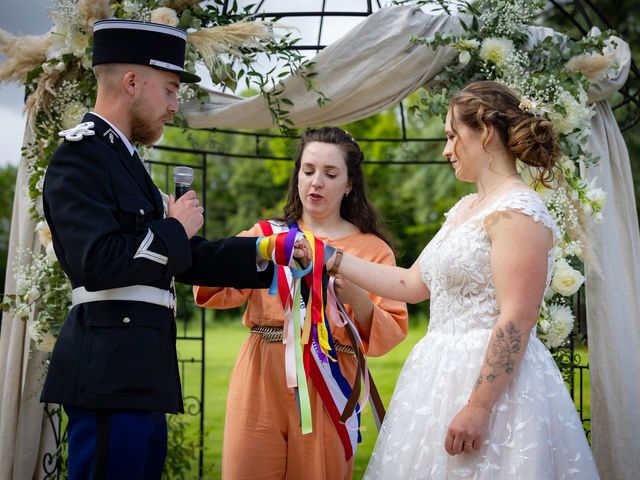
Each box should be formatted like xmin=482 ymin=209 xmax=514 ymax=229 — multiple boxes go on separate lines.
xmin=130 ymin=102 xmax=164 ymax=146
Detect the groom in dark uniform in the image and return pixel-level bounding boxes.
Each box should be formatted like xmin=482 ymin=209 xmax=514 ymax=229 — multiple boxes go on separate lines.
xmin=40 ymin=19 xmax=274 ymax=479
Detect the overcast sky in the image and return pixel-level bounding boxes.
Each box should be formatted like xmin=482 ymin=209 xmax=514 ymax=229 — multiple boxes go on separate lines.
xmin=0 ymin=0 xmax=385 ymax=167
xmin=0 ymin=0 xmax=52 ymax=166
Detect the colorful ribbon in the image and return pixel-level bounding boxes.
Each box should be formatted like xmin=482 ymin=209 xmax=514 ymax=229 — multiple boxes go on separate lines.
xmin=256 ymin=221 xmax=385 ymax=459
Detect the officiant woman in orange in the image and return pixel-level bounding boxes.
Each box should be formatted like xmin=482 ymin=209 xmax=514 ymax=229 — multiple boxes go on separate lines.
xmin=194 ymin=127 xmax=408 ymax=480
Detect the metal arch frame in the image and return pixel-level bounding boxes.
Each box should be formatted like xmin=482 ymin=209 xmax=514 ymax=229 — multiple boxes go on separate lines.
xmin=147 ymin=1 xmax=629 ymax=472
xmin=546 ymin=0 xmax=640 ymax=130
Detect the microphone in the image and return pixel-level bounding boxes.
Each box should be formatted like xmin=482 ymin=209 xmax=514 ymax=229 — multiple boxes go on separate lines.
xmin=173 ymin=166 xmax=193 ymax=199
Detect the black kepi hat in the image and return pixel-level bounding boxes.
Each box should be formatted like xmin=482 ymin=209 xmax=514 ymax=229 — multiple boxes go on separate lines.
xmin=92 ymin=19 xmax=201 ymax=83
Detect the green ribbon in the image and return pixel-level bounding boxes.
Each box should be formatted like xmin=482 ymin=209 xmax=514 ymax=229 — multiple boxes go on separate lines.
xmin=293 ymin=279 xmax=313 ymax=434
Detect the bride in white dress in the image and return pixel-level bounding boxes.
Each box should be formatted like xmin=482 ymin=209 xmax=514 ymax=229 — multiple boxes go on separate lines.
xmin=325 ymin=81 xmax=599 ymax=479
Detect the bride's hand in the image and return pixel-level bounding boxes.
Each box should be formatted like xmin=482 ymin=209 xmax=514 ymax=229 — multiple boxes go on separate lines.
xmin=444 ymin=403 xmax=491 ymax=456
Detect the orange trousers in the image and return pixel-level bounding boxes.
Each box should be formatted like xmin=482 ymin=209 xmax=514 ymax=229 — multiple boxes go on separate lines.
xmin=221 ymin=333 xmax=357 ymax=480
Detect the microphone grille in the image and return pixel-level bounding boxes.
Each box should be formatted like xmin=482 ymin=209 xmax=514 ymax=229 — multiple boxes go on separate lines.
xmin=173 ymin=166 xmax=193 ymax=185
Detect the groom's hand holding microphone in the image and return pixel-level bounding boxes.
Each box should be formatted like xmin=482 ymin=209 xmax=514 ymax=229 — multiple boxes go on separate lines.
xmin=168 ymin=167 xmax=203 ymax=239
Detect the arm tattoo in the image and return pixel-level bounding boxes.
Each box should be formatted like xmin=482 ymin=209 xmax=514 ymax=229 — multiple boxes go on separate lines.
xmin=483 ymin=321 xmax=522 ymax=383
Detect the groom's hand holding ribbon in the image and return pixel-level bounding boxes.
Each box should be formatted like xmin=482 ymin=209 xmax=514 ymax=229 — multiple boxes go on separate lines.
xmin=256 ymin=231 xmax=312 ymax=269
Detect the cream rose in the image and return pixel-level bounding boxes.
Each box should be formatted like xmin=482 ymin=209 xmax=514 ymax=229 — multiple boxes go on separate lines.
xmin=551 ymin=259 xmax=584 ymax=296
xmin=36 ymin=220 xmax=53 ymax=246
xmin=151 ymin=7 xmax=180 ymax=27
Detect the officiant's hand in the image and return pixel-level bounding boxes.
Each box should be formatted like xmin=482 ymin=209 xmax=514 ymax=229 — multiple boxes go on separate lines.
xmin=444 ymin=403 xmax=491 ymax=456
xmin=333 ymin=275 xmax=368 ymax=306
xmin=334 ymin=275 xmax=374 ymax=337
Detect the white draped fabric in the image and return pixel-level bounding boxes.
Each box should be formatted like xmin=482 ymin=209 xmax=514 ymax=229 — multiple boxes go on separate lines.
xmin=583 ymin=99 xmax=640 ymax=479
xmin=182 ymin=7 xmax=462 ymax=129
xmin=0 ymin=130 xmax=55 ymax=480
xmin=1 ymin=5 xmax=637 ymax=479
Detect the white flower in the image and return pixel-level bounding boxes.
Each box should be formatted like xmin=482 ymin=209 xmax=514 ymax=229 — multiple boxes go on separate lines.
xmin=66 ymin=30 xmax=90 ymax=59
xmin=35 ymin=175 xmax=45 ymax=194
xmin=35 ymin=221 xmax=53 ymax=247
xmin=123 ymin=0 xmax=139 ymax=15
xmin=47 ymin=31 xmax=70 ymax=60
xmin=46 ymin=242 xmax=58 ymax=264
xmin=458 ymin=39 xmax=480 ymax=50
xmin=459 ymin=50 xmax=471 ymax=65
xmin=539 ymin=319 xmax=550 ymax=332
xmin=549 ymin=89 xmax=594 ymax=135
xmin=27 ymin=322 xmax=42 ymax=342
xmin=61 ymin=101 xmax=86 ymax=130
xmin=585 ymin=181 xmax=606 ymax=211
xmin=543 ymin=304 xmax=575 ymax=348
xmin=150 ymin=7 xmax=179 ymax=27
xmin=479 ymin=37 xmax=514 ymax=66
xmin=594 ymin=212 xmax=604 ymax=224
xmin=563 ymin=241 xmax=583 ymax=258
xmin=558 ymin=156 xmax=576 ymax=175
xmin=550 ymin=258 xmax=584 ymax=296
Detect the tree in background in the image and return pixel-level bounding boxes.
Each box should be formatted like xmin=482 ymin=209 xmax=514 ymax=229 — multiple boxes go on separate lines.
xmin=0 ymin=165 xmax=17 ymax=294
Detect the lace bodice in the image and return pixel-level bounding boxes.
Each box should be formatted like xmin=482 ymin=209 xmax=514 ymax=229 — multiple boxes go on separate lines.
xmin=418 ymin=189 xmax=560 ymax=334
xmin=365 ymin=189 xmax=598 ymax=480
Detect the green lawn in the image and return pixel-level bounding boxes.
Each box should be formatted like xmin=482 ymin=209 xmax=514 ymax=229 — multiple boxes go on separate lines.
xmin=176 ymin=319 xmax=589 ymax=479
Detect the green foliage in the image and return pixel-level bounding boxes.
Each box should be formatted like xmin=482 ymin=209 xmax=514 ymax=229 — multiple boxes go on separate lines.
xmin=163 ymin=414 xmax=203 ymax=480
xmin=0 ymin=165 xmax=17 ymax=293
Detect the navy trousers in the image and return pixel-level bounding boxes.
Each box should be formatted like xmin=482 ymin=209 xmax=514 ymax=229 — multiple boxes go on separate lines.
xmin=65 ymin=407 xmax=167 ymax=480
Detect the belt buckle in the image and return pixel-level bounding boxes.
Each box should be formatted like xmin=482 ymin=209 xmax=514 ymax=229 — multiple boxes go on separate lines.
xmin=170 ymin=277 xmax=177 ymax=317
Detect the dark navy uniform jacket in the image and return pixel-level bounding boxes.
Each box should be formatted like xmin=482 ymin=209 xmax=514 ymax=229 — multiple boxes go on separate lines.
xmin=40 ymin=113 xmax=271 ymax=413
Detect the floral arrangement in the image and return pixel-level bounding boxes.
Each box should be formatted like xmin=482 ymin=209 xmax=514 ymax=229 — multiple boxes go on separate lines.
xmin=405 ymin=0 xmax=614 ymax=348
xmin=0 ymin=0 xmax=310 ymax=352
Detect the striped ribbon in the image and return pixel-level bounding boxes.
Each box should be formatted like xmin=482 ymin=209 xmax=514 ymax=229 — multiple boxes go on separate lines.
xmin=256 ymin=221 xmax=385 ymax=458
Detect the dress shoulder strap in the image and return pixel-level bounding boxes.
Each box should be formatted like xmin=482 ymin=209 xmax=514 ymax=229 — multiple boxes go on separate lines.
xmin=488 ymin=189 xmax=561 ymax=242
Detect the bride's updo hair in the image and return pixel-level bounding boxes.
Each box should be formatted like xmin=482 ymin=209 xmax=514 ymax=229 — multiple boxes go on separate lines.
xmin=449 ymin=81 xmax=561 ymax=186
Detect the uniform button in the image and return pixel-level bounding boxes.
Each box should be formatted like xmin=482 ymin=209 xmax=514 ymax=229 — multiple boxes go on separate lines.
xmin=139 ymin=208 xmax=145 ymax=215
xmin=122 ymin=317 xmax=131 ymax=324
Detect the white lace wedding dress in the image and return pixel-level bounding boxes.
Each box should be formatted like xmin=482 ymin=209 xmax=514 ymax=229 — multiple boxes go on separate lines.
xmin=364 ymin=190 xmax=599 ymax=479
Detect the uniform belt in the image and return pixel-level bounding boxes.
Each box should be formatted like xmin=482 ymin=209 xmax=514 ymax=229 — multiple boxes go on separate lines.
xmin=250 ymin=325 xmax=356 ymax=356
xmin=71 ymin=285 xmax=176 ymax=310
